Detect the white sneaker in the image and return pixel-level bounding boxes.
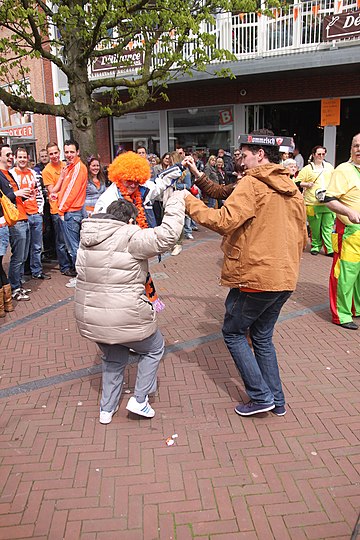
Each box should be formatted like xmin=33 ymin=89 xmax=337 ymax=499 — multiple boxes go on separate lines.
xmin=65 ymin=277 xmax=77 ymax=288
xmin=20 ymin=287 xmax=32 ymax=294
xmin=99 ymin=405 xmax=119 ymax=424
xmin=171 ymin=244 xmax=182 ymax=256
xmin=126 ymin=396 xmax=155 ymax=418
xmin=185 ymin=234 xmax=194 ymax=240
xmin=11 ymin=288 xmax=30 ymax=301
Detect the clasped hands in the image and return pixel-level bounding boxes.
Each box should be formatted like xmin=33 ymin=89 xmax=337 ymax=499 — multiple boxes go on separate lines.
xmin=180 ymin=156 xmax=200 ymax=198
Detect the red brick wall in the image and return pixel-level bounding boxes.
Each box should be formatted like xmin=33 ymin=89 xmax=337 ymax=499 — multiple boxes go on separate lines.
xmin=137 ymin=69 xmax=360 ymax=110
xmin=41 ymin=58 xmax=57 ymax=144
xmin=97 ymin=67 xmax=359 ymax=158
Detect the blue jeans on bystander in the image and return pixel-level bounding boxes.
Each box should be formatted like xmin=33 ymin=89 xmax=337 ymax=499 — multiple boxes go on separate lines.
xmin=0 ymin=225 xmax=9 ymax=257
xmin=9 ymin=220 xmax=30 ymax=290
xmin=27 ymin=213 xmax=43 ymax=276
xmin=51 ymin=213 xmax=72 ymax=272
xmin=61 ymin=210 xmax=83 ymax=268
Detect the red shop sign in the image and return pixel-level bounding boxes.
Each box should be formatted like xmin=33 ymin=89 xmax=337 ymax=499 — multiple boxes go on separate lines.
xmin=219 ymin=109 xmax=233 ymax=125
xmin=0 ymin=123 xmax=34 ymax=138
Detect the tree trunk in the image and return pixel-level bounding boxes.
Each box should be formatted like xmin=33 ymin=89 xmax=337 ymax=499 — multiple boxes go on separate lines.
xmin=70 ymin=116 xmax=98 ymax=161
xmin=67 ymin=59 xmax=100 ymax=160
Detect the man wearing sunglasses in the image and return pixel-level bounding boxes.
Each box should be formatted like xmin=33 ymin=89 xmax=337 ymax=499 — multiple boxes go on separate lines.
xmin=0 ymin=145 xmax=18 ymax=308
xmin=297 ymin=146 xmax=334 ymax=257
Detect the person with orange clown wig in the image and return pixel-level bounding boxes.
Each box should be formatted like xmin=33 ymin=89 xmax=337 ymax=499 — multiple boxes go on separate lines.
xmin=94 ymin=151 xmax=185 ymax=311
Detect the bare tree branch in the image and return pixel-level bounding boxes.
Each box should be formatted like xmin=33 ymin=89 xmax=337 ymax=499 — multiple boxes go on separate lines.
xmin=0 ymin=87 xmax=68 ymax=119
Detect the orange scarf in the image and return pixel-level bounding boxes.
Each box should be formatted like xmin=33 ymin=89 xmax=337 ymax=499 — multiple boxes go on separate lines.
xmin=117 ymin=182 xmax=165 ymax=312
xmin=117 ymin=183 xmax=148 ymax=229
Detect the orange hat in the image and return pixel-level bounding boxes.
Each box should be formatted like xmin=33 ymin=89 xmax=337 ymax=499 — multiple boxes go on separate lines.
xmin=108 ymin=151 xmax=150 ymax=186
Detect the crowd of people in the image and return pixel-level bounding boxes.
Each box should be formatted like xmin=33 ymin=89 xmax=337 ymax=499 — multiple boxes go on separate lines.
xmin=1 ymin=131 xmax=360 ymax=424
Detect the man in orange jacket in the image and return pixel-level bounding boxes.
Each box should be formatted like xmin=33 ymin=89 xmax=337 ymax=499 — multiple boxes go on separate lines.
xmin=51 ymin=140 xmax=87 ymax=287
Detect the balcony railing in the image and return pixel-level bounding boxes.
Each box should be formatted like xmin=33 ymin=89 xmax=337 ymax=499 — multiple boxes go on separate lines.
xmin=221 ymin=0 xmax=360 ymax=60
xmin=89 ymin=0 xmax=360 ymax=80
xmin=168 ymin=0 xmax=359 ymax=62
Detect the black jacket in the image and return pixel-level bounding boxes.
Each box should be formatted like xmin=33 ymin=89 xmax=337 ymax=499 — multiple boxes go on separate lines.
xmin=0 ymin=169 xmax=17 ymax=220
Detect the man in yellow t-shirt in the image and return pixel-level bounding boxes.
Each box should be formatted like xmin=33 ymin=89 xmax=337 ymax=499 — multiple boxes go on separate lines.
xmin=325 ymin=133 xmax=360 ymax=330
xmin=42 ymin=143 xmax=74 ymax=277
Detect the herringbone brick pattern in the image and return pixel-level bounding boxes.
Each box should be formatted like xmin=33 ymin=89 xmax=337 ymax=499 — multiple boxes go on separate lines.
xmin=0 ymin=227 xmax=359 ymax=539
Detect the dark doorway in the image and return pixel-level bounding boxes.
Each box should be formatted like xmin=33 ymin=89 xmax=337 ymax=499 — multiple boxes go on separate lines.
xmin=337 ymin=98 xmax=360 ymax=165
xmin=261 ymin=101 xmax=322 ymax=164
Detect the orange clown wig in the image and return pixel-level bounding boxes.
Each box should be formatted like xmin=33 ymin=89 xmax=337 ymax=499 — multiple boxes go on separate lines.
xmin=107 ymin=151 xmax=150 ymax=186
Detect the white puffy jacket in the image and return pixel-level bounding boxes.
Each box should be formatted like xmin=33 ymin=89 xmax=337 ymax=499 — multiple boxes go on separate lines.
xmin=75 ymin=192 xmax=185 ymax=344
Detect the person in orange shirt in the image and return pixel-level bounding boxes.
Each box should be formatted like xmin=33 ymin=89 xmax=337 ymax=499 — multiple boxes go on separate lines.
xmin=51 ymin=140 xmax=87 ymax=287
xmin=2 ymin=147 xmax=32 ymax=300
xmin=11 ymin=148 xmax=50 ymax=281
xmin=42 ymin=143 xmax=74 ymax=277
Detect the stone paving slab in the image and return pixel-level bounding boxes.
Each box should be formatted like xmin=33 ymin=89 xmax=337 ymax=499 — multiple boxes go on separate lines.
xmin=0 ymin=227 xmax=359 ymax=540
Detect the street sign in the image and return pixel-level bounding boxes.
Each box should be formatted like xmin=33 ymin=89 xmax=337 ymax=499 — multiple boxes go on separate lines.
xmin=321 ymin=98 xmax=340 ymax=126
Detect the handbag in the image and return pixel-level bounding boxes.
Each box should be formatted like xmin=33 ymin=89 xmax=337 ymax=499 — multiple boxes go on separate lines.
xmin=0 ymin=189 xmax=19 ymax=226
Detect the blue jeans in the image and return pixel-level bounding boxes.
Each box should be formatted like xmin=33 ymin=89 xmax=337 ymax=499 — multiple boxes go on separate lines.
xmin=9 ymin=220 xmax=30 ymax=290
xmin=61 ymin=211 xmax=83 ymax=267
xmin=222 ymin=289 xmax=292 ymax=406
xmin=51 ymin=214 xmax=72 ymax=272
xmin=184 ymin=216 xmax=192 ymax=236
xmin=27 ymin=213 xmax=43 ymax=276
xmin=207 ymin=198 xmax=216 ymax=208
xmin=0 ymin=226 xmax=9 ymax=256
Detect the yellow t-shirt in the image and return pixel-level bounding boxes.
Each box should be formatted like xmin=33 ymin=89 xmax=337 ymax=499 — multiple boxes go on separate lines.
xmin=297 ymin=161 xmax=334 ymax=205
xmin=326 ymin=162 xmax=360 ymax=225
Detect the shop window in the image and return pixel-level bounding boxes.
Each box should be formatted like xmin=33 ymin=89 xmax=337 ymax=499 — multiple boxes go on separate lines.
xmin=168 ymin=106 xmax=234 ymax=157
xmin=112 ymin=111 xmax=160 ymax=157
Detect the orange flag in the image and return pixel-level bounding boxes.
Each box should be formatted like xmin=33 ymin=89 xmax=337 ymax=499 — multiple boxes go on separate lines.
xmin=312 ymin=4 xmax=320 ymax=16
xmin=293 ymin=6 xmax=299 ymax=21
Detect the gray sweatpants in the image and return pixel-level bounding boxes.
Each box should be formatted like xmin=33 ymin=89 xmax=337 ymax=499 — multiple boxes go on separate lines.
xmin=97 ymin=329 xmax=165 ymax=413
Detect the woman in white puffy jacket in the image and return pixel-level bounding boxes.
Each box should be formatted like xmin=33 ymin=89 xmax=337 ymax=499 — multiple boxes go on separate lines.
xmin=75 ymin=191 xmax=185 ymax=424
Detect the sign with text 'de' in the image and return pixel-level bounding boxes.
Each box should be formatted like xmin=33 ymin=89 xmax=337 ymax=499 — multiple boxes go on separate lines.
xmin=321 ymin=98 xmax=340 ymax=126
xmin=323 ymin=10 xmax=360 ymax=41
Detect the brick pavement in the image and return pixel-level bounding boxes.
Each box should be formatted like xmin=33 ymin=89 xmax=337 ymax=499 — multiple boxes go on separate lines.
xmin=0 ymin=226 xmax=359 ymax=540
